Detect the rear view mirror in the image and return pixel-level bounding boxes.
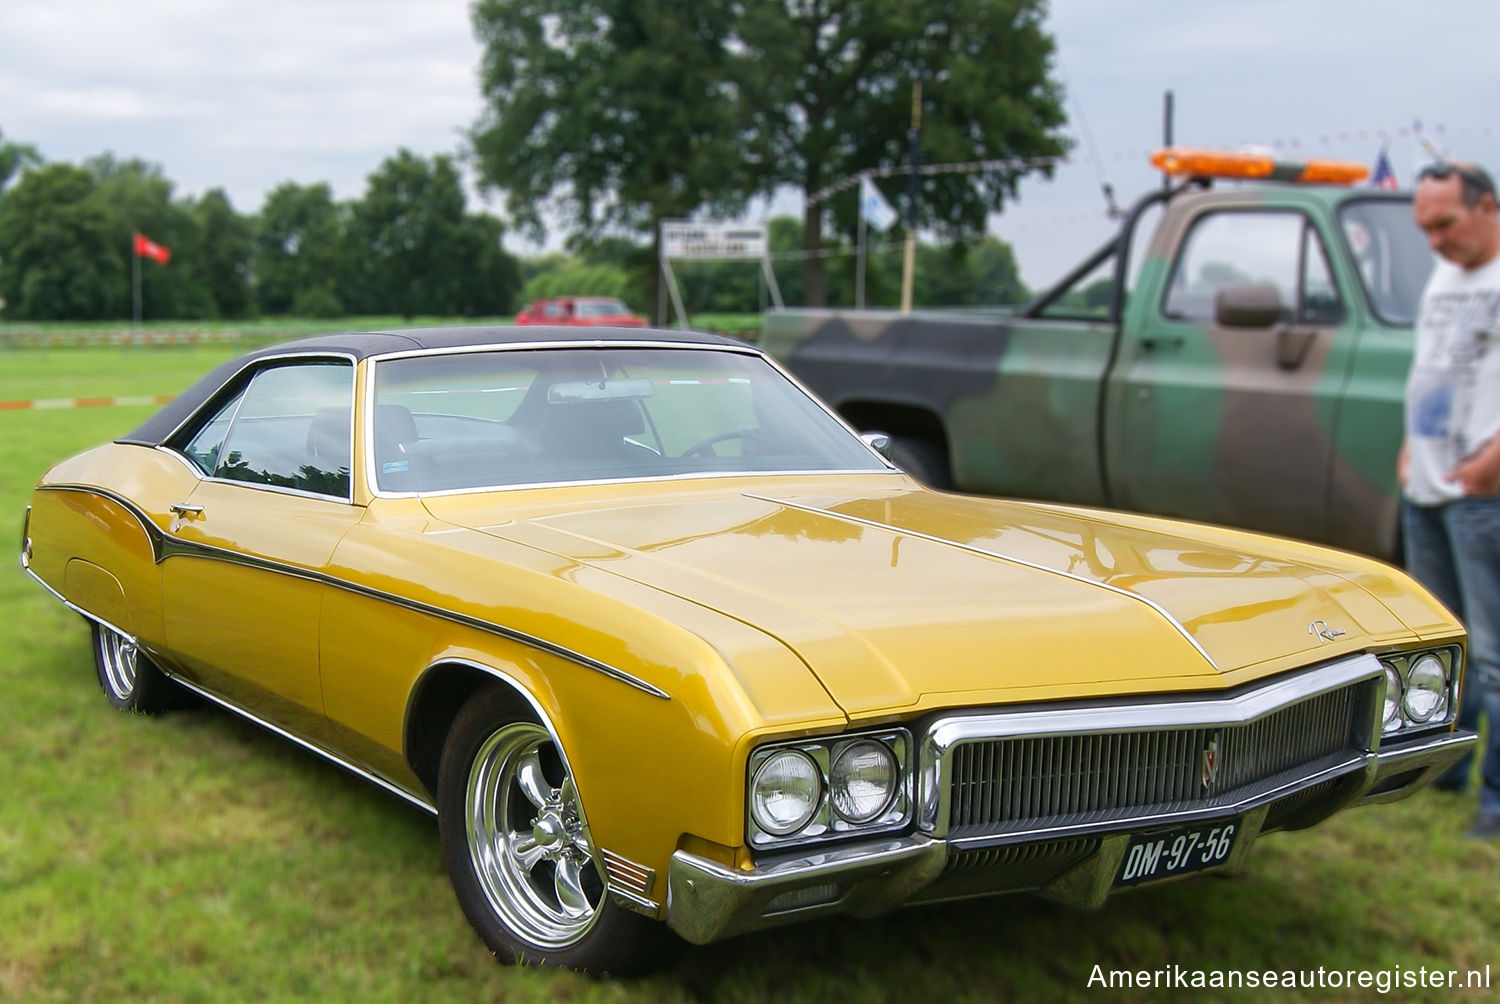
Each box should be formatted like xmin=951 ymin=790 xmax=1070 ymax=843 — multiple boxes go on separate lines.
xmin=547 ymin=378 xmax=655 ymax=403
xmin=1214 ymin=282 xmax=1283 ymax=329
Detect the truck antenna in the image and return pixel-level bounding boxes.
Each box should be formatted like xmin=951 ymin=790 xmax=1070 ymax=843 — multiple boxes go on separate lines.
xmin=1058 ymin=59 xmax=1122 ymax=220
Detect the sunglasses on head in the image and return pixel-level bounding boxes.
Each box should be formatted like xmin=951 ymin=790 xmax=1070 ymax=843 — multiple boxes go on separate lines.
xmin=1418 ymin=161 xmax=1497 ymax=198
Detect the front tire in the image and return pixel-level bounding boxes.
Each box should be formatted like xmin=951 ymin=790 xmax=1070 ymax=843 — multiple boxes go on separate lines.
xmin=90 ymin=620 xmax=176 ymax=713
xmin=436 ymin=686 xmax=674 ymax=974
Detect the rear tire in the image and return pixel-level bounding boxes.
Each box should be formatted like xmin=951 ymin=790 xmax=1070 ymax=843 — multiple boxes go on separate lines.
xmin=90 ymin=620 xmax=177 ymax=714
xmin=886 ymin=436 xmax=952 ymax=489
xmin=436 ymin=686 xmax=675 ymax=975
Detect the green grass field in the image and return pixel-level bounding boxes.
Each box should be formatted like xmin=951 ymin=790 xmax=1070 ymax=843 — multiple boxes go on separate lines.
xmin=2 ymin=343 xmax=1497 ymax=1001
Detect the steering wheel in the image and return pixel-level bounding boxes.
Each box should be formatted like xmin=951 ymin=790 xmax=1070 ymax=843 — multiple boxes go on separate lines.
xmin=680 ymin=429 xmax=762 ymax=458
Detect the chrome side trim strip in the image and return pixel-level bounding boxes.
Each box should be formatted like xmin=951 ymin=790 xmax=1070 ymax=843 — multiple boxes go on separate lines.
xmin=166 ymin=673 xmax=438 ymax=816
xmin=31 ymin=484 xmax=669 ymax=700
xmin=740 ymin=491 xmax=1217 ymax=668
xmin=22 ymin=563 xmax=139 ymax=644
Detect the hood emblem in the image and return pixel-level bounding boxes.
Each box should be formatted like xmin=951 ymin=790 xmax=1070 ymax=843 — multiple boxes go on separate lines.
xmin=1308 ymin=620 xmax=1347 ymax=643
xmin=1201 ymin=734 xmax=1221 ymax=790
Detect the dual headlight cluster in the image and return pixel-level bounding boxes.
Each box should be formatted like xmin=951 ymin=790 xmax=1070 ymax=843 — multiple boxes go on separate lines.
xmin=747 ymin=730 xmax=911 ymax=848
xmin=1379 ymin=646 xmax=1460 ymax=735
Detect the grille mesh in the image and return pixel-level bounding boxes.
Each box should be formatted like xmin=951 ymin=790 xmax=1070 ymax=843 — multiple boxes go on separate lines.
xmin=946 ymin=680 xmax=1372 ymax=836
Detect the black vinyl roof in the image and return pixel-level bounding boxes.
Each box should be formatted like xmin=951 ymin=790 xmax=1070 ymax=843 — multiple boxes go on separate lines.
xmin=118 ymin=324 xmax=746 ymax=448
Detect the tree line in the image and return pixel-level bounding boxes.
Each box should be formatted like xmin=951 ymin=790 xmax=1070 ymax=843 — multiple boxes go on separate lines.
xmin=0 ymin=132 xmax=1031 ymax=323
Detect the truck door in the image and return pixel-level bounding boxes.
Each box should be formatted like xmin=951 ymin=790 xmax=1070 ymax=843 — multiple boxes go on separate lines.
xmin=1106 ymin=206 xmax=1355 ymax=544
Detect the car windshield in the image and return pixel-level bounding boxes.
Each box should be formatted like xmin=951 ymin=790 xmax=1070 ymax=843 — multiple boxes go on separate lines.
xmin=573 ymin=298 xmax=630 ymax=318
xmin=1337 ymin=198 xmax=1433 ymax=325
xmin=369 ymin=346 xmax=884 ymax=492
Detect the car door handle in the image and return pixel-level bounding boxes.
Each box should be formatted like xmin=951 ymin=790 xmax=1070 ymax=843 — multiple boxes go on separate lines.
xmin=168 ymin=502 xmax=204 ymax=517
xmin=1139 ymin=336 xmax=1185 ymax=352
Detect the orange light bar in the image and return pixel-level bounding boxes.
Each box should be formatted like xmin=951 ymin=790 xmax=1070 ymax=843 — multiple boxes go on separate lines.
xmin=1151 ymin=148 xmax=1275 ymax=179
xmin=1150 ymin=147 xmax=1370 ymax=186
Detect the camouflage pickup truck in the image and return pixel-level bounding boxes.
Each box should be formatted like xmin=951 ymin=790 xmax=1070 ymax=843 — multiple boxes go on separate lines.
xmin=763 ymin=150 xmax=1433 ymax=562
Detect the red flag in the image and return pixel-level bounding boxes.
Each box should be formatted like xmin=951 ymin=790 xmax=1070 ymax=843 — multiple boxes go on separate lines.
xmin=132 ymin=232 xmax=171 ymax=265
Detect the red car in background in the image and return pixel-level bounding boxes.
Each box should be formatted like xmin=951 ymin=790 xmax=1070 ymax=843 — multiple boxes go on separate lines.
xmin=514 ymin=296 xmax=646 ymax=326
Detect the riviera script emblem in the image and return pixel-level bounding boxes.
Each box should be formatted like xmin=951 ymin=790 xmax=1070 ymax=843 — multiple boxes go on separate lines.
xmin=1308 ymin=620 xmax=1347 ymax=643
xmin=1201 ymin=734 xmax=1221 ymax=790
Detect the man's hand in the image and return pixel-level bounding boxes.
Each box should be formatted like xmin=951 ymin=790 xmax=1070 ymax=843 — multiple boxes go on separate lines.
xmin=1448 ymin=438 xmax=1500 ymax=496
xmin=1398 ymin=439 xmax=1410 ymax=489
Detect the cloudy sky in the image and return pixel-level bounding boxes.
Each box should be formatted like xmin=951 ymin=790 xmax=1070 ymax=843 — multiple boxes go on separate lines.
xmin=4 ymin=0 xmax=1499 ymax=289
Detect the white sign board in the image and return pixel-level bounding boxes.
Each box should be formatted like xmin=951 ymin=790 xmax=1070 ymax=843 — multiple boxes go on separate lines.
xmin=660 ymin=222 xmax=767 ymax=261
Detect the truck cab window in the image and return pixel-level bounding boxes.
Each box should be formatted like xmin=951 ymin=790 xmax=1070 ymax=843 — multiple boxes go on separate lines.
xmin=1164 ymin=211 xmax=1337 ymax=325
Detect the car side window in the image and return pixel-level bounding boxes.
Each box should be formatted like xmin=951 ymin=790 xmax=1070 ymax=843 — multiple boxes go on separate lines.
xmin=181 ymin=388 xmax=246 ymax=474
xmin=1164 ymin=211 xmax=1338 ymax=325
xmin=211 ymin=361 xmax=354 ymax=498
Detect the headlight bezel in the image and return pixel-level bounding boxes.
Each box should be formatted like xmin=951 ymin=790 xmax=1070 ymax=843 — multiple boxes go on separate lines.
xmin=1378 ymin=645 xmax=1461 ymax=736
xmin=746 ymin=729 xmax=911 ymax=850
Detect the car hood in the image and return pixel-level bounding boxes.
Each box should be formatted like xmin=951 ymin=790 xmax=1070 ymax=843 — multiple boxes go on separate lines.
xmin=422 ymin=476 xmax=1443 ymax=717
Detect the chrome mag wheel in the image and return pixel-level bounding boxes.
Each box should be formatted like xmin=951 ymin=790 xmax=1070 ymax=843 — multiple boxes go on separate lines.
xmin=95 ymin=624 xmax=139 ymax=701
xmin=464 ymin=721 xmax=604 ymax=949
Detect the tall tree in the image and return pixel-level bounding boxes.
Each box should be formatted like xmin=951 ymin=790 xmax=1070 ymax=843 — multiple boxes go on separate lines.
xmin=254 ymin=182 xmax=349 ymax=315
xmin=190 ymin=189 xmax=256 ymax=318
xmin=468 ymin=0 xmax=1068 ymax=310
xmin=469 ymin=0 xmax=763 ymax=321
xmin=350 ymin=150 xmax=471 ymax=319
xmin=739 ymin=0 xmax=1069 ymax=304
xmin=0 ymin=164 xmax=120 ymax=319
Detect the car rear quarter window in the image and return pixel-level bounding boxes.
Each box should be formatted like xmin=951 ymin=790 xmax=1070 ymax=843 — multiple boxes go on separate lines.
xmin=209 ymin=361 xmax=354 ymax=498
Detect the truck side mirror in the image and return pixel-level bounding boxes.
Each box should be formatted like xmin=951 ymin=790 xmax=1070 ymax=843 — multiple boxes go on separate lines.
xmin=1214 ymin=282 xmax=1283 ymax=329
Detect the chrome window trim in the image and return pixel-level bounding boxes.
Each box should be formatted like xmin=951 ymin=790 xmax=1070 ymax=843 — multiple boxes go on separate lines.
xmin=361 ymin=341 xmax=891 ymax=499
xmin=371 ymin=467 xmax=896 ymax=501
xmin=30 ymin=483 xmax=668 ymax=700
xmin=918 ymin=652 xmax=1385 ymax=837
xmin=740 ymin=491 xmax=1217 ymax=668
xmin=156 ymin=349 xmax=360 ymax=448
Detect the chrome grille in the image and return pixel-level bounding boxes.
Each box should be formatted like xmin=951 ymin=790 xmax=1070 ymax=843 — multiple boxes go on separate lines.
xmin=946 ymin=679 xmax=1373 ymax=837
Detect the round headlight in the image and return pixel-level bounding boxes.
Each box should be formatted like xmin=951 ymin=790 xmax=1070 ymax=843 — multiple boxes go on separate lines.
xmin=751 ymin=750 xmax=822 ymax=835
xmin=829 ymin=740 xmax=897 ymax=824
xmin=1382 ymin=662 xmax=1404 ymax=730
xmin=1402 ymin=654 xmax=1449 ymax=723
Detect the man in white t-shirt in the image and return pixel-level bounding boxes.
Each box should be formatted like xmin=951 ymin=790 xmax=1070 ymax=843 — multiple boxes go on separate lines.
xmin=1403 ymin=160 xmax=1500 ymax=838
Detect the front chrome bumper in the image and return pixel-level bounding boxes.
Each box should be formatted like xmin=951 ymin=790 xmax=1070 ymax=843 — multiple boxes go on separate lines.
xmin=664 ymin=726 xmax=1475 ymax=945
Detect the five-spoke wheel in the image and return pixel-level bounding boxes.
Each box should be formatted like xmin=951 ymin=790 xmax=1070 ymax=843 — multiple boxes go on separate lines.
xmin=437 ymin=686 xmax=673 ymax=973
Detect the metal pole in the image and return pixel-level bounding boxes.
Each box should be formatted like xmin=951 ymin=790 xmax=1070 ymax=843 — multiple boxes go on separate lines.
xmin=900 ymin=78 xmax=922 ymax=314
xmin=1162 ymin=90 xmax=1174 ymax=191
xmin=856 ymin=212 xmax=868 ymax=309
xmin=131 ymin=236 xmax=141 ymax=326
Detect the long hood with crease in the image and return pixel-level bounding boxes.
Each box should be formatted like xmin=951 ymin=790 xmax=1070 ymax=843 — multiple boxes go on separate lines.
xmin=420 ymin=475 xmax=1452 ymax=718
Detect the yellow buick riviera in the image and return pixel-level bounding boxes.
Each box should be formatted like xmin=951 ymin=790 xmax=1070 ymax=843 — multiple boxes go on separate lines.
xmin=21 ymin=326 xmax=1477 ymax=974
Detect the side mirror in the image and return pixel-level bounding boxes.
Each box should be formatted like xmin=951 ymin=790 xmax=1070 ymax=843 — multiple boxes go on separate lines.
xmin=860 ymin=432 xmax=893 ymax=459
xmin=1214 ymin=282 xmax=1283 ymax=329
